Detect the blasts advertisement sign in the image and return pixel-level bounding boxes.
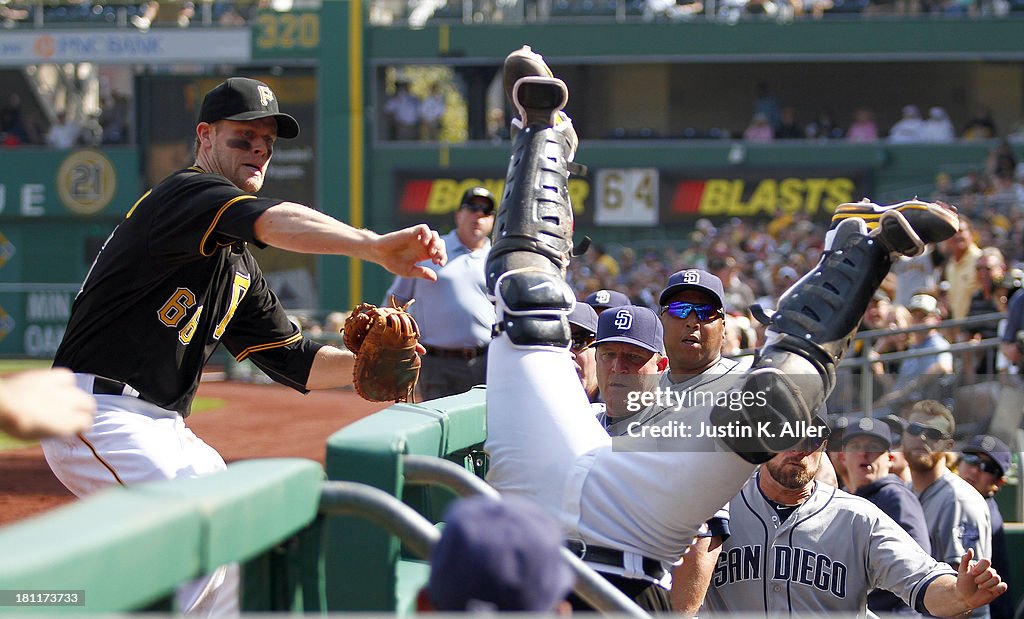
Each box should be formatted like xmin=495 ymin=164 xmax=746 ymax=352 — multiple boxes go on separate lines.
xmin=392 ymin=168 xmax=870 ymax=229
xmin=664 ymin=169 xmax=871 ymax=222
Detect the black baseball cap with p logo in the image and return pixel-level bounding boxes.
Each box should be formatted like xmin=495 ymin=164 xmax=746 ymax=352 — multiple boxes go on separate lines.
xmin=198 ymin=77 xmax=300 ymax=139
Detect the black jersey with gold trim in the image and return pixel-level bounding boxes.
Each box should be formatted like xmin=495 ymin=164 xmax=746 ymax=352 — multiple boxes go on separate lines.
xmin=54 ymin=167 xmax=323 ymax=415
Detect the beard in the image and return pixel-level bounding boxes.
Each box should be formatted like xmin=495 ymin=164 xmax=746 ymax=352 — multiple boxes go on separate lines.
xmin=905 ymin=449 xmax=944 ymax=472
xmin=765 ymin=456 xmax=817 ymax=490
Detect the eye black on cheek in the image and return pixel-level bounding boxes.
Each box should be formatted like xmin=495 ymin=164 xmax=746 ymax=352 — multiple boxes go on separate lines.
xmin=226 ymin=138 xmax=252 ymax=151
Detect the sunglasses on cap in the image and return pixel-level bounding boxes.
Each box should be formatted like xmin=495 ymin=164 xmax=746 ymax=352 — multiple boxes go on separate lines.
xmin=660 ymin=302 xmax=723 ymax=322
xmin=570 ymin=331 xmax=596 ymax=352
xmin=906 ymin=421 xmax=950 ymax=442
xmin=960 ymin=453 xmax=1003 ymax=476
xmin=461 ymin=202 xmax=494 ymax=216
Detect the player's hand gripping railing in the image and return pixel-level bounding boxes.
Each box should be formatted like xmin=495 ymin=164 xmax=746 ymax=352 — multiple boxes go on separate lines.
xmin=318 ymin=455 xmax=650 ymax=617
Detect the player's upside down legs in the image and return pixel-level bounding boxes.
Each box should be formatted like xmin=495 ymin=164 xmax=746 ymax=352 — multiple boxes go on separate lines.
xmin=483 ymin=44 xmax=961 ymax=570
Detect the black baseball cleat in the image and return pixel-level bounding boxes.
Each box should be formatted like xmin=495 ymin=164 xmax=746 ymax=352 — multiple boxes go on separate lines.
xmin=503 ymin=45 xmax=578 ymax=162
xmin=828 ymin=199 xmax=959 ymax=257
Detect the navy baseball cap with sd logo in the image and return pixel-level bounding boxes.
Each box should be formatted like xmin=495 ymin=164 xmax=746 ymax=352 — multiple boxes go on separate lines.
xmin=584 ymin=289 xmax=631 ymax=311
xmin=659 ymin=268 xmax=726 ymax=308
xmin=199 ymin=77 xmax=300 ymax=139
xmin=595 ymin=305 xmax=664 ymax=354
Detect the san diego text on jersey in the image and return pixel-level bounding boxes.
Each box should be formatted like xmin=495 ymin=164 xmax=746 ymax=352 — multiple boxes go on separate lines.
xmin=714 ymin=544 xmax=849 ymax=598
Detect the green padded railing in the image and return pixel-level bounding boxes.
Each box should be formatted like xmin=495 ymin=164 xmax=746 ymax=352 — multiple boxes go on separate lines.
xmin=322 ymin=386 xmax=487 ymax=612
xmin=0 ymin=458 xmax=324 ymax=613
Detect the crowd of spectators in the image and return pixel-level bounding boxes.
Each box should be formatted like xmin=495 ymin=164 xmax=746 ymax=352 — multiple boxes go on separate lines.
xmin=370 ymin=0 xmax=1021 ymax=24
xmin=566 ymin=168 xmax=1024 ymax=368
xmin=0 ymin=1 xmax=274 ymax=29
xmin=623 ymin=101 xmax=1024 ymax=143
xmin=0 ymin=94 xmax=130 ymax=148
xmin=2 ymin=0 xmax=1018 ymax=29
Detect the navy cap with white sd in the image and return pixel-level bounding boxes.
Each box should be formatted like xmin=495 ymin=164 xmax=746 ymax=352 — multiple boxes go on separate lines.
xmin=584 ymin=289 xmax=631 ymax=311
xmin=839 ymin=417 xmax=895 ymax=449
xmin=199 ymin=77 xmax=300 ymax=139
xmin=568 ymin=302 xmax=599 ymax=334
xmin=962 ymin=434 xmax=1012 ymax=477
xmin=659 ymin=269 xmax=726 ymax=308
xmin=596 ymin=305 xmax=664 ymax=354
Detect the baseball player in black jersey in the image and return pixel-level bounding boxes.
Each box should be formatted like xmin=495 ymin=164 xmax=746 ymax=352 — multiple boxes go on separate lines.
xmin=41 ymin=77 xmax=446 ymax=615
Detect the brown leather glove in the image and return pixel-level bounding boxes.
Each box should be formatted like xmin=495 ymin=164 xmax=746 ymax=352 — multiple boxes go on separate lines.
xmin=343 ymin=296 xmax=421 ymax=403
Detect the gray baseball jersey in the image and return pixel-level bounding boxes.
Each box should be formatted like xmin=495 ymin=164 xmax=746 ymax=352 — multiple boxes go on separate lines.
xmin=917 ymin=470 xmax=992 ymax=565
xmin=917 ymin=469 xmax=993 ymax=619
xmin=705 ymin=473 xmax=955 ymax=616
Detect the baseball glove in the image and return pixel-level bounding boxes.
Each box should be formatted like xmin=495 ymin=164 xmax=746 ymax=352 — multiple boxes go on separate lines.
xmin=343 ymin=296 xmax=421 ymax=403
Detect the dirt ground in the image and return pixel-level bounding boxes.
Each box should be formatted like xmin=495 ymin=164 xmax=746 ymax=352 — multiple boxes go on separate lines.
xmin=0 ymin=380 xmax=387 ymax=527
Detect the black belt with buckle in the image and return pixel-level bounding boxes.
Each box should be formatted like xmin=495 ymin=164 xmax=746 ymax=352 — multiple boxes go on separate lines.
xmin=566 ymin=540 xmax=666 ymax=580
xmin=423 ymin=345 xmax=488 ymax=360
xmin=92 ymin=376 xmax=140 ymax=399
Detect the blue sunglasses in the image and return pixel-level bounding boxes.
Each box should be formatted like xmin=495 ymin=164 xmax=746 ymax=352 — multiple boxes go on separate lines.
xmin=660 ymin=302 xmax=723 ymax=322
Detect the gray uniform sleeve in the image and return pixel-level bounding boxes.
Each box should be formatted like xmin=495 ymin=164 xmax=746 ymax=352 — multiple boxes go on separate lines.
xmin=934 ymin=493 xmax=992 ymax=566
xmin=866 ymin=510 xmax=956 ymax=610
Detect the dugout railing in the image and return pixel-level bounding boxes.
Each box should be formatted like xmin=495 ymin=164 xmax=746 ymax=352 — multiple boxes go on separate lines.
xmin=0 ymin=410 xmax=647 ymax=613
xmin=0 ymin=458 xmax=326 ymax=612
xmin=3 ymin=380 xmax=1024 ymax=612
xmin=321 ymin=386 xmax=491 ymax=612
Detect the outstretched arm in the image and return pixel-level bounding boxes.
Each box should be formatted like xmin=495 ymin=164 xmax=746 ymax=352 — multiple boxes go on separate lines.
xmin=0 ymin=368 xmax=95 ymax=440
xmin=304 ymin=345 xmax=356 ymax=391
xmin=254 ymin=203 xmax=447 ymax=280
xmin=304 ymin=341 xmax=426 ymax=391
xmin=671 ymin=535 xmax=722 ymax=617
xmin=923 ymin=549 xmax=1006 ymax=617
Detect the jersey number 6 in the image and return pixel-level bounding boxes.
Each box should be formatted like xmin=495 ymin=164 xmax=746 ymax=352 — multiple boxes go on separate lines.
xmin=156 ymin=273 xmax=251 ymax=345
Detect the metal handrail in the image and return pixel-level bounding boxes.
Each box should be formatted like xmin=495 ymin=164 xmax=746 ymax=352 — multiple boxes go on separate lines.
xmin=728 ymin=311 xmax=1007 ymax=360
xmin=319 ymin=481 xmax=440 ymax=561
xmin=403 ymin=454 xmax=499 ymax=499
xmin=402 ymin=455 xmax=651 ymax=618
xmin=855 ymin=311 xmax=1006 ymax=340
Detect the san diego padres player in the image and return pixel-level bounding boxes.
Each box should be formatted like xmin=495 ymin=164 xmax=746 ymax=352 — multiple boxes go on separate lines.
xmin=41 ymin=77 xmax=445 ymax=615
xmin=483 ymin=45 xmax=963 ymax=609
xmin=705 ymin=423 xmax=1005 ymax=616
